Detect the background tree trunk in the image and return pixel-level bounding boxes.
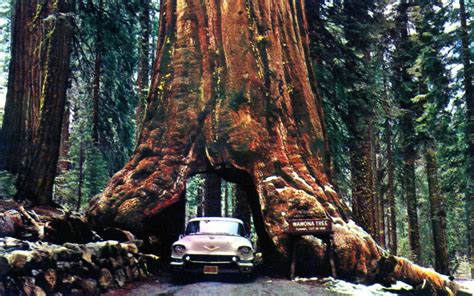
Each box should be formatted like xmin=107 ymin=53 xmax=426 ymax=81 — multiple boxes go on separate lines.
xmin=58 ymin=105 xmax=71 ymax=172
xmin=424 ymin=144 xmax=449 ymax=275
xmin=385 ymin=119 xmax=397 ymax=255
xmin=15 ymin=0 xmax=74 ymax=205
xmin=76 ymin=140 xmax=85 ymax=212
xmin=234 ymin=184 xmax=251 ymax=233
xmin=196 ymin=187 xmax=203 ymax=217
xmin=349 ymin=123 xmax=377 ymax=239
xmin=92 ymin=0 xmax=103 ymax=144
xmin=393 ymin=0 xmax=421 ymax=264
xmin=86 ymin=0 xmax=460 ymax=291
xmin=459 ymin=0 xmax=474 ymax=279
xmin=0 ymin=0 xmax=44 ymax=173
xmin=136 ymin=0 xmax=151 ymax=141
xmin=203 ymin=174 xmax=221 ymax=217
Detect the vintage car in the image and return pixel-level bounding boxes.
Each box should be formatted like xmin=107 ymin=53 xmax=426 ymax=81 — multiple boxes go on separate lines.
xmin=170 ymin=217 xmax=254 ymax=276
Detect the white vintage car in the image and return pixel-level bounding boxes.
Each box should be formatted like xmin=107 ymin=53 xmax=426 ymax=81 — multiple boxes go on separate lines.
xmin=170 ymin=217 xmax=254 ymax=276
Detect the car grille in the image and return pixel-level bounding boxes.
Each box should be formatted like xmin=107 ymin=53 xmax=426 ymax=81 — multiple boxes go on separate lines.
xmin=188 ymin=255 xmax=234 ymax=264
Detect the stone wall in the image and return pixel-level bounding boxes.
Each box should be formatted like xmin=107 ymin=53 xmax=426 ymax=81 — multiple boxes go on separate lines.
xmin=0 ymin=237 xmax=159 ymax=295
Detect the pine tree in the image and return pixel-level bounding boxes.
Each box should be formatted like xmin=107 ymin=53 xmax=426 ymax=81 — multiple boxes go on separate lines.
xmin=458 ymin=0 xmax=474 ymax=278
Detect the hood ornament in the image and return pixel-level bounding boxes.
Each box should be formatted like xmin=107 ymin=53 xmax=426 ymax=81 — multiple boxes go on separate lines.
xmin=204 ymin=245 xmax=219 ymax=251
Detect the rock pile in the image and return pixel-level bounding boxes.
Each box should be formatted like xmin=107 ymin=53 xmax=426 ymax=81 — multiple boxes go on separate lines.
xmin=0 ymin=237 xmax=160 ymax=295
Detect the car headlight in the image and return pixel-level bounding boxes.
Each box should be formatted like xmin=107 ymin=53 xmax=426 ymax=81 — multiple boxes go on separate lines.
xmin=238 ymin=246 xmax=252 ymax=256
xmin=173 ymin=245 xmax=186 ymax=255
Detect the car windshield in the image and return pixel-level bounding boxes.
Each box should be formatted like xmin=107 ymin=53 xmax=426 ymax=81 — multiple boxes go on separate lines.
xmin=185 ymin=220 xmax=246 ymax=236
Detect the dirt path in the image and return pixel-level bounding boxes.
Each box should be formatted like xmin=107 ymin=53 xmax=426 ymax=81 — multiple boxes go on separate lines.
xmin=106 ymin=274 xmax=474 ymax=296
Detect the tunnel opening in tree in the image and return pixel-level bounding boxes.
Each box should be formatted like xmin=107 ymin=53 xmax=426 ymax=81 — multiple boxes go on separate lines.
xmin=182 ymin=170 xmax=280 ymax=272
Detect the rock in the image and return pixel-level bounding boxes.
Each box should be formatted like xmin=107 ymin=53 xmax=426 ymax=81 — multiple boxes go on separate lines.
xmin=32 ymin=285 xmax=47 ymax=296
xmin=115 ymin=256 xmax=124 ymax=269
xmin=0 ymin=256 xmax=10 ymax=276
xmin=142 ymin=253 xmax=160 ymax=273
xmin=70 ymin=288 xmax=83 ymax=296
xmin=43 ymin=268 xmax=57 ymax=291
xmin=0 ymin=214 xmax=16 ymax=236
xmin=0 ymin=237 xmax=154 ymax=294
xmin=98 ymin=268 xmax=113 ymax=290
xmin=44 ymin=214 xmax=93 ymax=244
xmin=20 ymin=276 xmax=36 ymax=295
xmin=77 ymin=278 xmax=99 ymax=295
xmin=58 ymin=274 xmax=76 ymax=294
xmin=121 ymin=241 xmax=139 ymax=254
xmin=7 ymin=250 xmax=34 ymax=269
xmin=114 ymin=269 xmax=126 ymax=288
xmin=100 ymin=227 xmax=135 ymax=242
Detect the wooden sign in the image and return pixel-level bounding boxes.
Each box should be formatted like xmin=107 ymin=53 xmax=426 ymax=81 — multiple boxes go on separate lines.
xmin=286 ymin=218 xmax=336 ymax=280
xmin=287 ymin=218 xmax=332 ymax=235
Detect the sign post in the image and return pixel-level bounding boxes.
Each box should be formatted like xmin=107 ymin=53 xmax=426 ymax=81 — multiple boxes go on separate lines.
xmin=286 ymin=218 xmax=336 ymax=280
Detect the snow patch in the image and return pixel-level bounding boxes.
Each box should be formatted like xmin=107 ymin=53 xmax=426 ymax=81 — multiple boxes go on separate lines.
xmin=294 ymin=277 xmax=413 ymax=295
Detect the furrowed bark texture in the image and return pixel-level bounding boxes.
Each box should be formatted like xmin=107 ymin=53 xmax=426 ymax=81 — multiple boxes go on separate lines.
xmin=348 ymin=119 xmax=377 ymax=240
xmin=87 ymin=0 xmax=460 ymax=291
xmin=16 ymin=0 xmax=74 ymax=205
xmin=0 ymin=0 xmax=44 ymax=173
xmin=425 ymin=144 xmax=449 ymax=275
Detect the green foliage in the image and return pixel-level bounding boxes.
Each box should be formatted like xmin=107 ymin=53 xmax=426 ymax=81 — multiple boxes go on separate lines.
xmin=0 ymin=170 xmax=16 ymax=198
xmin=315 ymin=0 xmax=470 ymax=273
xmin=75 ymin=0 xmax=141 ymax=174
xmin=54 ymin=0 xmax=161 ymax=210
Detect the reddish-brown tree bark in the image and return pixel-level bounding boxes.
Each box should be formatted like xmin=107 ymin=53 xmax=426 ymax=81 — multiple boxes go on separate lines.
xmin=348 ymin=122 xmax=377 ymax=240
xmin=15 ymin=0 xmax=74 ymax=205
xmin=87 ymin=0 xmax=461 ymax=292
xmin=424 ymin=144 xmax=449 ymax=275
xmin=0 ymin=0 xmax=44 ymax=173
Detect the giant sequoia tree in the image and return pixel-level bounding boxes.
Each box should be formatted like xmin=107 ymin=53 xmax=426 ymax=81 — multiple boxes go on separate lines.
xmin=88 ymin=0 xmax=460 ymax=291
xmin=0 ymin=0 xmax=44 ymax=173
xmin=16 ymin=0 xmax=74 ymax=205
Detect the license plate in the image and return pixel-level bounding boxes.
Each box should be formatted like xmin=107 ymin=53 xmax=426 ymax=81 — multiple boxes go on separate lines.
xmin=203 ymin=265 xmax=218 ymax=274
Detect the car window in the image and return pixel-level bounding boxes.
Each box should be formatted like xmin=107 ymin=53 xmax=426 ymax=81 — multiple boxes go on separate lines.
xmin=185 ymin=220 xmax=246 ymax=236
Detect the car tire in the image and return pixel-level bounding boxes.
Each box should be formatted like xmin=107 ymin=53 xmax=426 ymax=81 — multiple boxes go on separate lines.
xmin=171 ymin=272 xmax=187 ymax=284
xmin=240 ymin=272 xmax=255 ymax=283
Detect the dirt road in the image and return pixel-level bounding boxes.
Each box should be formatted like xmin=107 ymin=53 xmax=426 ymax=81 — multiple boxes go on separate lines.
xmin=105 ymin=276 xmax=345 ymax=296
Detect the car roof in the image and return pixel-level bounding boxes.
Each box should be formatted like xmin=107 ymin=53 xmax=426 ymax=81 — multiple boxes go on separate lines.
xmin=188 ymin=217 xmax=244 ymax=224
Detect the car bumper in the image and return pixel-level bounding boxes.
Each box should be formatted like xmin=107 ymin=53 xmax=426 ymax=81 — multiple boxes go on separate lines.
xmin=170 ymin=259 xmax=254 ymax=274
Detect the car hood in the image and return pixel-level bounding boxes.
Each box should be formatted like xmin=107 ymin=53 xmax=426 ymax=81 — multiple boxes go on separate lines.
xmin=173 ymin=234 xmax=253 ymax=254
